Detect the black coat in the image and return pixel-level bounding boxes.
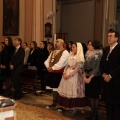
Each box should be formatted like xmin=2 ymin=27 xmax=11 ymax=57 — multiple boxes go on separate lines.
xmin=27 ymin=49 xmax=39 ymax=66
xmin=10 ymin=47 xmax=25 ymax=74
xmin=37 ymin=48 xmax=49 ymax=72
xmin=100 ymin=44 xmax=120 ymax=103
xmin=1 ymin=45 xmax=14 ymax=77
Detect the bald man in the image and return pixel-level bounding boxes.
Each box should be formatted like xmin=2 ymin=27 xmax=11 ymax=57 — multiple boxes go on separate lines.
xmin=44 ymin=39 xmax=69 ymax=109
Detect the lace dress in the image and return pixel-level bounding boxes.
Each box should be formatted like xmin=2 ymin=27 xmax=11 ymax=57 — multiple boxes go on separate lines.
xmin=57 ymin=54 xmax=87 ymax=110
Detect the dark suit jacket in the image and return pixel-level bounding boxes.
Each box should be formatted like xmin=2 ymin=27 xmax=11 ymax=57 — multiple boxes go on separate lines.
xmin=10 ymin=47 xmax=25 ymax=74
xmin=100 ymin=44 xmax=120 ymax=103
xmin=37 ymin=48 xmax=49 ymax=72
xmin=27 ymin=49 xmax=39 ymax=66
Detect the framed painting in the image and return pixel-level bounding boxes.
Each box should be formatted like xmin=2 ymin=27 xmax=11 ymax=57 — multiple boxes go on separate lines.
xmin=45 ymin=22 xmax=52 ymax=38
xmin=3 ymin=0 xmax=19 ymax=36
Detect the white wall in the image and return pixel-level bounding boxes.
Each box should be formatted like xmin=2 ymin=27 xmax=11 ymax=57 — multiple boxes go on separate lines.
xmin=61 ymin=0 xmax=95 ymax=44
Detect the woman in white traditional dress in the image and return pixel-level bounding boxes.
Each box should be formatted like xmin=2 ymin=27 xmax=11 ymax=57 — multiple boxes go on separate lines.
xmin=57 ymin=42 xmax=86 ymax=116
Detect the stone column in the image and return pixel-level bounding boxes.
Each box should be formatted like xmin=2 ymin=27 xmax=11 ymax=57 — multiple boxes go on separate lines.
xmin=32 ymin=0 xmax=44 ymax=46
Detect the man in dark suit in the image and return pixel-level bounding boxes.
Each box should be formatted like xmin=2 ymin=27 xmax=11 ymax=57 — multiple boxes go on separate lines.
xmin=10 ymin=38 xmax=25 ymax=100
xmin=100 ymin=30 xmax=120 ymax=120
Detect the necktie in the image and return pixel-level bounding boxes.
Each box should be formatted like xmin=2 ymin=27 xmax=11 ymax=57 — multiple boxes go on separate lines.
xmin=106 ymin=48 xmax=112 ymax=60
xmin=14 ymin=48 xmax=18 ymax=55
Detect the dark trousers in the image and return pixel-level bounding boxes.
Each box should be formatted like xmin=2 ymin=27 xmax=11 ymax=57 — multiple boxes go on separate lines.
xmin=53 ymin=91 xmax=58 ymax=105
xmin=11 ymin=72 xmax=22 ymax=97
xmin=0 ymin=78 xmax=4 ymax=93
xmin=105 ymin=103 xmax=120 ymax=120
xmin=0 ymin=69 xmax=5 ymax=94
xmin=39 ymin=70 xmax=47 ymax=91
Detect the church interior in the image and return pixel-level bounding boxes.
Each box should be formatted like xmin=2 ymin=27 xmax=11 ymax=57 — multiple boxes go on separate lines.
xmin=0 ymin=0 xmax=120 ymax=120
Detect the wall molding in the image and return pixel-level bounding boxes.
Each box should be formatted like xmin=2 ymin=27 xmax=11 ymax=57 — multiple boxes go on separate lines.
xmin=57 ymin=0 xmax=93 ymax=5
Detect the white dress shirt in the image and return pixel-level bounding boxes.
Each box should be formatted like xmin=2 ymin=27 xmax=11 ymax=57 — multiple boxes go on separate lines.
xmin=44 ymin=50 xmax=69 ymax=70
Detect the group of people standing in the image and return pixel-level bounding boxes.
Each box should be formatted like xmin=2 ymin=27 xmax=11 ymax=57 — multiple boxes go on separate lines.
xmin=0 ymin=38 xmax=54 ymax=98
xmin=44 ymin=38 xmax=102 ymax=120
xmin=0 ymin=30 xmax=120 ymax=120
xmin=0 ymin=37 xmax=25 ymax=100
xmin=44 ymin=30 xmax=120 ymax=120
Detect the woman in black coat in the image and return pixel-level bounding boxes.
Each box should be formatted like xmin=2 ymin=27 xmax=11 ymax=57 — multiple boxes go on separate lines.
xmin=37 ymin=41 xmax=49 ymax=91
xmin=27 ymin=41 xmax=39 ymax=70
xmin=1 ymin=37 xmax=14 ymax=96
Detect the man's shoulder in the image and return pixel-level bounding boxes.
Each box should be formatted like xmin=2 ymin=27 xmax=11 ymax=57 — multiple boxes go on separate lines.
xmin=20 ymin=46 xmax=25 ymax=51
xmin=62 ymin=49 xmax=69 ymax=55
xmin=18 ymin=47 xmax=25 ymax=54
xmin=63 ymin=49 xmax=69 ymax=53
xmin=116 ymin=43 xmax=120 ymax=49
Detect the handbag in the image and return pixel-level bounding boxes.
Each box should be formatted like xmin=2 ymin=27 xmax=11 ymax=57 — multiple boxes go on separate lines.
xmin=28 ymin=66 xmax=37 ymax=70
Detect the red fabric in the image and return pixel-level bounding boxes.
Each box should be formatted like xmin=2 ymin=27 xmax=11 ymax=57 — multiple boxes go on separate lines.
xmin=53 ymin=69 xmax=64 ymax=73
xmin=57 ymin=95 xmax=89 ymax=109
